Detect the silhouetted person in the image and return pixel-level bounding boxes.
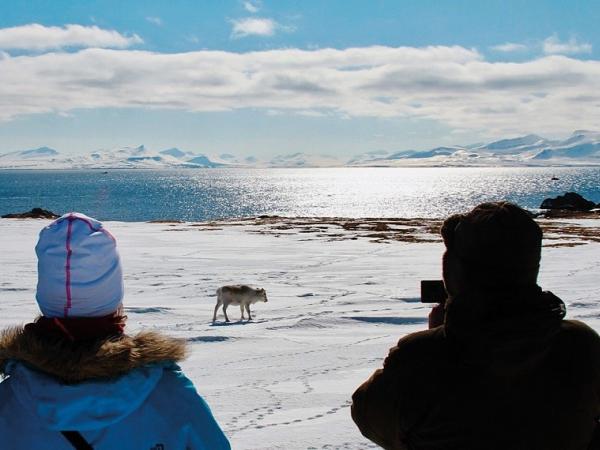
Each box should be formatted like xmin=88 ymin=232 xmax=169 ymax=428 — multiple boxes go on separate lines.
xmin=351 ymin=202 xmax=600 ymax=450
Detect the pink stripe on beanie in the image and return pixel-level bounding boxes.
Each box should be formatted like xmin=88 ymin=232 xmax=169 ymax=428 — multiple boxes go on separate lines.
xmin=35 ymin=212 xmax=124 ymax=318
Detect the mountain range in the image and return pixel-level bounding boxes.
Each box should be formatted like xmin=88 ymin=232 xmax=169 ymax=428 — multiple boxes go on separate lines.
xmin=1 ymin=130 xmax=599 ymax=169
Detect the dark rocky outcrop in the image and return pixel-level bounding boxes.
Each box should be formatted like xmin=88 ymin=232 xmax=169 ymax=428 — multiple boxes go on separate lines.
xmin=1 ymin=208 xmax=60 ymax=219
xmin=540 ymin=192 xmax=598 ymax=211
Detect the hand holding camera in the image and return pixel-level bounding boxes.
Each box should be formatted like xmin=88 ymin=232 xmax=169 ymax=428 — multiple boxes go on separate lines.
xmin=421 ymin=280 xmax=447 ymax=329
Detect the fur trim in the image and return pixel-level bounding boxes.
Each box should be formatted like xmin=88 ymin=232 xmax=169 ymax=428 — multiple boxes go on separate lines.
xmin=0 ymin=326 xmax=187 ymax=383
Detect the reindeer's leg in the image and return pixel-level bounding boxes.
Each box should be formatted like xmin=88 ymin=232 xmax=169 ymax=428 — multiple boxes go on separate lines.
xmin=246 ymin=303 xmax=252 ymax=320
xmin=213 ymin=300 xmax=221 ymax=323
xmin=223 ymin=303 xmax=230 ymax=322
xmin=240 ymin=304 xmax=245 ymax=320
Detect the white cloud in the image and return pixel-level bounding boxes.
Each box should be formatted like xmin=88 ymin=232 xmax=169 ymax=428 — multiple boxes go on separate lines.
xmin=231 ymin=18 xmax=276 ymax=38
xmin=543 ymin=35 xmax=592 ymax=55
xmin=0 ymin=45 xmax=599 ymax=135
xmin=0 ymin=24 xmax=142 ymax=50
xmin=490 ymin=42 xmax=528 ymax=53
xmin=146 ymin=17 xmax=163 ymax=26
xmin=296 ymin=109 xmax=328 ymax=117
xmin=243 ymin=1 xmax=260 ymax=13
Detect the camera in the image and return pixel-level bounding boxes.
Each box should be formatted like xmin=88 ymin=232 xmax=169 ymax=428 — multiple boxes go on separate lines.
xmin=420 ymin=280 xmax=447 ymax=303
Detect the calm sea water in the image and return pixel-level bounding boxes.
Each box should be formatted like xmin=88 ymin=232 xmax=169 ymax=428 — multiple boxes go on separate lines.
xmin=1 ymin=167 xmax=599 ymax=221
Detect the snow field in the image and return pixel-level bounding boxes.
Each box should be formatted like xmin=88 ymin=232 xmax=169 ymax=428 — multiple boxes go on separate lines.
xmin=1 ymin=218 xmax=599 ymax=449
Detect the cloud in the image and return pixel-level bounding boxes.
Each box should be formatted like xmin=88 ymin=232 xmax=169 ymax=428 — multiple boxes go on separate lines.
xmin=146 ymin=16 xmax=163 ymax=26
xmin=243 ymin=1 xmax=260 ymax=13
xmin=543 ymin=35 xmax=592 ymax=55
xmin=0 ymin=45 xmax=600 ymax=135
xmin=490 ymin=42 xmax=528 ymax=53
xmin=230 ymin=17 xmax=277 ymax=38
xmin=0 ymin=24 xmax=142 ymax=51
xmin=491 ymin=36 xmax=593 ymax=56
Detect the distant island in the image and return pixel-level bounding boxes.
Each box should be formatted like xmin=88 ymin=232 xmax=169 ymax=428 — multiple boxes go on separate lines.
xmin=1 ymin=130 xmax=599 ymax=169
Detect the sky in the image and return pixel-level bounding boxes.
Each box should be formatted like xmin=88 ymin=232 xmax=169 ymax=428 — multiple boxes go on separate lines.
xmin=0 ymin=0 xmax=599 ymax=158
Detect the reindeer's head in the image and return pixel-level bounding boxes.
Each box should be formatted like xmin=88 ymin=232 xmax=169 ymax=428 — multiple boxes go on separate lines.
xmin=259 ymin=288 xmax=268 ymax=302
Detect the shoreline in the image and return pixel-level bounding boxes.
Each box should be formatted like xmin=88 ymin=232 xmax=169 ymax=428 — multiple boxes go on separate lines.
xmin=7 ymin=213 xmax=598 ymax=246
xmin=0 ymin=214 xmax=600 ymax=247
xmin=155 ymin=215 xmax=600 ymax=247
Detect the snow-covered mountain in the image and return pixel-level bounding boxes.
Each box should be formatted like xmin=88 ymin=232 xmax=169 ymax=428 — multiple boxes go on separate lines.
xmin=212 ymin=153 xmax=260 ymax=166
xmin=159 ymin=149 xmax=245 ymax=167
xmin=78 ymin=145 xmax=190 ymax=168
xmin=0 ymin=147 xmax=61 ymax=168
xmin=530 ymin=130 xmax=600 ymax=161
xmin=0 ymin=145 xmax=229 ymax=169
xmin=268 ymin=153 xmax=342 ymax=168
xmin=479 ymin=134 xmax=550 ymax=152
xmin=0 ymin=146 xmax=59 ymax=159
xmin=347 ymin=150 xmax=391 ymax=165
xmin=348 ymin=130 xmax=600 ymax=167
xmin=1 ymin=131 xmax=599 ymax=169
xmin=159 ymin=148 xmax=194 ymax=159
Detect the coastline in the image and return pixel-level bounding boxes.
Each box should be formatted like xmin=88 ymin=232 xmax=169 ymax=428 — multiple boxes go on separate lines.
xmin=155 ymin=214 xmax=600 ymax=246
xmin=4 ymin=213 xmax=600 ymax=245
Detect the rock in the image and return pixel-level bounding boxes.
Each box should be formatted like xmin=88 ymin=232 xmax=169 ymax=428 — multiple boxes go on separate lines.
xmin=540 ymin=192 xmax=597 ymax=211
xmin=1 ymin=208 xmax=60 ymax=219
xmin=373 ymin=222 xmax=390 ymax=231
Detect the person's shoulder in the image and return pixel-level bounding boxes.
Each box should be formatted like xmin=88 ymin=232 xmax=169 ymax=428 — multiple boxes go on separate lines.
xmin=150 ymin=365 xmax=231 ymax=449
xmin=148 ymin=364 xmax=214 ymax=417
xmin=154 ymin=363 xmax=197 ymax=395
xmin=395 ymin=326 xmax=447 ymax=350
xmin=556 ymin=320 xmax=600 ymax=382
xmin=385 ymin=327 xmax=447 ymax=368
xmin=560 ymin=319 xmax=600 ymax=340
xmin=559 ymin=319 xmax=600 ymax=348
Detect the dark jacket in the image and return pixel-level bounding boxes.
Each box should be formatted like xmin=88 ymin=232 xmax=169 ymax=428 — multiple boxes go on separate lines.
xmin=351 ymin=289 xmax=600 ymax=450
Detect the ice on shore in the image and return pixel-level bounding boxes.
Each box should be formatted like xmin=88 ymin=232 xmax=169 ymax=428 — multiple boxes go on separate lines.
xmin=1 ymin=218 xmax=599 ymax=449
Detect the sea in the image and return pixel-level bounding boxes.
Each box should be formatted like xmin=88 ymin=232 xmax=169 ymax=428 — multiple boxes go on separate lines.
xmin=1 ymin=167 xmax=599 ymax=222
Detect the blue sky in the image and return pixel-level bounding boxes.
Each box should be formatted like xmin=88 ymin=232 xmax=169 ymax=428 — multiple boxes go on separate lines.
xmin=0 ymin=0 xmax=599 ymax=157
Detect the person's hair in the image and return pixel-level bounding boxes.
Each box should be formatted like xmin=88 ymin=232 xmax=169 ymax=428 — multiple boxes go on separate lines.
xmin=441 ymin=201 xmax=542 ymax=289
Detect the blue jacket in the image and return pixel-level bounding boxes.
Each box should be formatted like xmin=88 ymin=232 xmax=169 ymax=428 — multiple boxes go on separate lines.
xmin=0 ymin=361 xmax=230 ymax=450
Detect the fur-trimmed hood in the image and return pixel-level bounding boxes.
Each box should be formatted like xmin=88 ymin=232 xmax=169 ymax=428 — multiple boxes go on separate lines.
xmin=0 ymin=326 xmax=187 ymax=383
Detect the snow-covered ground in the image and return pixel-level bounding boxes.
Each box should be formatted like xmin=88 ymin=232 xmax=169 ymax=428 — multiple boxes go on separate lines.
xmin=1 ymin=218 xmax=599 ymax=449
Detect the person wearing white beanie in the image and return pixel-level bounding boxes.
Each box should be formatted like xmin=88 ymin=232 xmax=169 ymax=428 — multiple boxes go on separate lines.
xmin=0 ymin=213 xmax=231 ymax=450
xmin=35 ymin=212 xmax=124 ymax=319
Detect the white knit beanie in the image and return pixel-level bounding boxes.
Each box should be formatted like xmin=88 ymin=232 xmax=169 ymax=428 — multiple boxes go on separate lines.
xmin=35 ymin=212 xmax=124 ymax=318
